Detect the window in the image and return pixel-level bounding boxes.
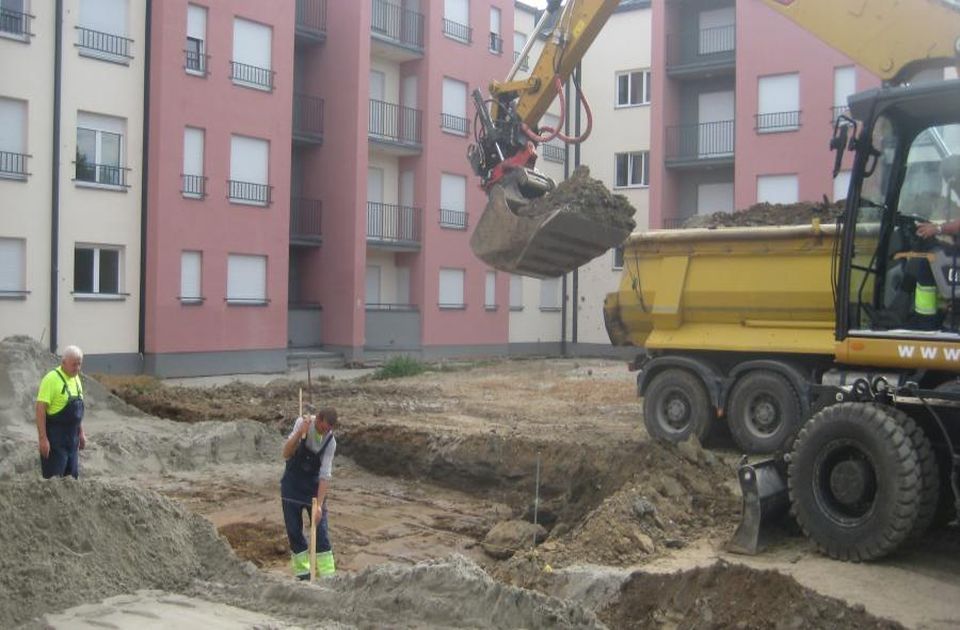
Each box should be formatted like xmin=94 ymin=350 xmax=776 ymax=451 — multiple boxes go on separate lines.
xmin=485 ymin=271 xmax=496 ymax=309
xmin=757 ymin=73 xmax=800 ymax=133
xmin=1 ymin=0 xmax=32 ymax=40
xmin=76 ymin=112 xmax=126 ymax=187
xmin=182 ymin=127 xmax=205 ymax=198
xmin=180 ymin=251 xmax=202 ymax=303
xmin=833 ymin=66 xmax=855 ymax=122
xmin=833 ymin=170 xmax=851 ymax=203
xmin=540 ymin=113 xmax=564 ymax=163
xmin=488 ymin=7 xmax=502 ymax=53
xmin=539 ymin=277 xmax=560 ymax=311
xmin=443 ymin=0 xmax=470 ymax=43
xmin=757 ymin=174 xmax=799 ymax=204
xmin=513 ymin=32 xmax=529 ymax=70
xmin=0 ymin=237 xmax=26 ymax=296
xmin=232 ymin=18 xmax=273 ymax=91
xmin=74 ymin=245 xmax=122 ymax=295
xmin=616 ymin=70 xmax=651 ymax=107
xmin=0 ymin=97 xmax=28 ymax=179
xmin=441 ymin=77 xmax=468 ymax=135
xmin=77 ymin=0 xmax=132 ymax=61
xmin=509 ymin=274 xmax=523 ymax=310
xmin=185 ymin=4 xmax=207 ymax=75
xmin=612 ymin=246 xmax=624 ymax=270
xmin=615 ymin=151 xmax=649 ymax=188
xmin=440 ymin=173 xmax=467 ymax=229
xmin=229 ymin=134 xmax=270 ymax=205
xmin=439 ymin=268 xmax=465 ymax=309
xmin=365 ymin=265 xmax=381 ymax=305
xmin=227 ymin=253 xmax=267 ymax=304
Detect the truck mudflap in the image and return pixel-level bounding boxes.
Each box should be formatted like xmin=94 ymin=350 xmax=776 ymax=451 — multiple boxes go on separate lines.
xmin=727 ymin=457 xmax=790 ymax=555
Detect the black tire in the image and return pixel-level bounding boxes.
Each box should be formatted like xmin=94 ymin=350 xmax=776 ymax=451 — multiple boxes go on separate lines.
xmin=788 ymin=403 xmax=921 ymax=561
xmin=642 ymin=368 xmax=714 ymax=444
xmin=727 ymin=371 xmax=802 ymax=454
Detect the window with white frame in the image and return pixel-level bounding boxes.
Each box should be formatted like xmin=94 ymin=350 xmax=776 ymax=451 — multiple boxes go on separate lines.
xmin=757 ymin=174 xmax=799 ymax=204
xmin=77 ymin=0 xmax=131 ymax=61
xmin=612 ymin=245 xmax=624 ymax=270
xmin=74 ymin=245 xmax=122 ymax=295
xmin=616 ymin=70 xmax=651 ymax=107
xmin=833 ymin=66 xmax=855 ymax=122
xmin=0 ymin=97 xmax=28 ymax=179
xmin=539 ymin=277 xmax=560 ymax=311
xmin=76 ymin=112 xmax=126 ymax=187
xmin=365 ymin=265 xmax=381 ymax=305
xmin=439 ymin=268 xmax=465 ymax=309
xmin=484 ymin=271 xmax=496 ymax=309
xmin=440 ymin=173 xmax=467 ymax=229
xmin=509 ymin=274 xmax=523 ymax=310
xmin=232 ymin=18 xmax=273 ymax=90
xmin=185 ymin=4 xmax=207 ymax=75
xmin=540 ymin=113 xmax=564 ymax=163
xmin=0 ymin=237 xmax=26 ymax=295
xmin=180 ymin=250 xmax=202 ymax=303
xmin=441 ymin=77 xmax=468 ymax=135
xmin=443 ymin=0 xmax=470 ymax=43
xmin=227 ymin=253 xmax=267 ymax=304
xmin=182 ymin=127 xmax=205 ymax=198
xmin=757 ymin=73 xmax=800 ymax=133
xmin=615 ymin=151 xmax=649 ymax=188
xmin=833 ymin=170 xmax=851 ymax=202
xmin=489 ymin=7 xmax=502 ymax=53
xmin=0 ymin=0 xmax=32 ymax=40
xmin=513 ymin=31 xmax=529 ymax=69
xmin=229 ymin=134 xmax=270 ymax=205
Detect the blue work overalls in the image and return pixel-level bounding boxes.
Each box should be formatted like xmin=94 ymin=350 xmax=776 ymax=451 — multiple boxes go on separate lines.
xmin=280 ymin=432 xmax=333 ymax=556
xmin=41 ymin=370 xmax=84 ymax=479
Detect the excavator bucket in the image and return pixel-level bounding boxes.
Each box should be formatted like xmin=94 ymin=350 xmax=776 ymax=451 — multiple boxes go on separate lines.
xmin=727 ymin=457 xmax=791 ymax=555
xmin=471 ymin=180 xmax=635 ymax=278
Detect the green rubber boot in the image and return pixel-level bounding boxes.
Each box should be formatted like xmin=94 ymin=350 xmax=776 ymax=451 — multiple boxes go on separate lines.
xmin=316 ymin=550 xmax=336 ymax=577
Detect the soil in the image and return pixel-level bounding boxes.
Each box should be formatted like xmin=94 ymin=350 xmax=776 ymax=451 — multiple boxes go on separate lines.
xmin=520 ymin=165 xmax=637 ymax=232
xmin=2 ymin=335 xmax=958 ymax=628
xmin=681 ymin=199 xmax=845 ymax=228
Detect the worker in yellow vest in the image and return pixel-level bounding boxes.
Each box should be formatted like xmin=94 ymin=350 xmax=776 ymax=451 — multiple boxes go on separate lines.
xmin=35 ymin=345 xmax=86 ymax=479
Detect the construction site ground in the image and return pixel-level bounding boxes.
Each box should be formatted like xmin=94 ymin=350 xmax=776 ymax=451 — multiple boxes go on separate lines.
xmin=1 ymin=336 xmax=959 ymax=628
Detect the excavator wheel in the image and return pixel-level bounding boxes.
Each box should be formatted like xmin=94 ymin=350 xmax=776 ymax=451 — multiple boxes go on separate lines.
xmin=726 ymin=372 xmax=802 ymax=454
xmin=642 ymin=368 xmax=715 ymax=444
xmin=788 ymin=403 xmax=921 ymax=561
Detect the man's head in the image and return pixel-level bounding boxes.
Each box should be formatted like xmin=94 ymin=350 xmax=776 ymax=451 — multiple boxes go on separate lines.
xmin=61 ymin=346 xmax=83 ymax=377
xmin=313 ymin=407 xmax=338 ymax=432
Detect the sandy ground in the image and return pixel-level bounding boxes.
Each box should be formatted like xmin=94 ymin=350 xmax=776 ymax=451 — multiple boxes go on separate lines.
xmin=2 ymin=336 xmax=959 ymax=628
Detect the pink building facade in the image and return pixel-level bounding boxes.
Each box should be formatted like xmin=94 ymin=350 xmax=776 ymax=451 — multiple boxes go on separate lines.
xmin=650 ymin=0 xmax=881 ymax=229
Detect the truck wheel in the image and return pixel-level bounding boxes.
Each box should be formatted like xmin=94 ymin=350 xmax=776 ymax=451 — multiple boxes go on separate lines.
xmin=727 ymin=372 xmax=802 ymax=454
xmin=642 ymin=369 xmax=714 ymax=444
xmin=788 ymin=403 xmax=921 ymax=561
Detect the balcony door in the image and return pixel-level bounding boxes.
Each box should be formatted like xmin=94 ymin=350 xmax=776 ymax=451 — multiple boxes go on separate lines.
xmin=698 ymin=90 xmax=734 ymax=158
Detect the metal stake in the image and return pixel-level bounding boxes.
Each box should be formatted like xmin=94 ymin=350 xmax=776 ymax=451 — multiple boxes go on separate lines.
xmin=533 ymin=451 xmax=541 ymax=549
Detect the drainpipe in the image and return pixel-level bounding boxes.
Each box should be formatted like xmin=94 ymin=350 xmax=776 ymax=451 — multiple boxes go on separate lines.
xmin=560 ymin=72 xmax=571 ymax=358
xmin=572 ymin=62 xmax=582 ymax=349
xmin=138 ymin=0 xmax=152 ymax=363
xmin=49 ymin=0 xmax=63 ymax=354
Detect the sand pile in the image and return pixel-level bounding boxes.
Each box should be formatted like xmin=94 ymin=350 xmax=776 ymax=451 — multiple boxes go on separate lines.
xmin=682 ymin=200 xmax=844 ymax=229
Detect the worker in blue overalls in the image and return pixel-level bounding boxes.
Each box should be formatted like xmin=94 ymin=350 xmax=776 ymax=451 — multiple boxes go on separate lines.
xmin=35 ymin=345 xmax=86 ymax=479
xmin=280 ymin=406 xmax=338 ymax=579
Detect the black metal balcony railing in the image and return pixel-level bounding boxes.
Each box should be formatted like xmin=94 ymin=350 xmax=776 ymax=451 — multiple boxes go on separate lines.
xmin=181 ymin=174 xmax=207 ymax=198
xmin=366 ymin=302 xmax=418 ymax=312
xmin=755 ymin=110 xmax=801 ymax=133
xmin=184 ymin=49 xmax=208 ymax=75
xmin=442 ymin=19 xmax=471 ymax=43
xmin=0 ymin=7 xmax=32 ymax=38
xmin=76 ymin=26 xmax=133 ymax=59
xmin=371 ymin=0 xmax=424 ymax=51
xmin=439 ymin=208 xmax=467 ymax=229
xmin=369 ymin=99 xmax=422 ymax=145
xmin=666 ymin=23 xmax=735 ymax=67
xmin=296 ymin=0 xmax=327 ymax=35
xmin=489 ymin=32 xmax=502 ymax=54
xmin=440 ymin=113 xmax=469 ymax=135
xmin=513 ymin=50 xmax=529 ymax=71
xmin=228 ymin=180 xmax=272 ymax=205
xmin=665 ymin=120 xmax=735 ymax=160
xmin=230 ymin=60 xmax=275 ymax=90
xmin=831 ymin=105 xmax=849 ymax=123
xmin=0 ymin=151 xmax=29 ymax=178
xmin=291 ymin=197 xmax=322 ymax=238
xmin=367 ymin=202 xmax=421 ymax=243
xmin=75 ymin=161 xmax=128 ymax=187
xmin=541 ymin=142 xmax=565 ymax=163
xmin=293 ymin=93 xmax=325 ymax=139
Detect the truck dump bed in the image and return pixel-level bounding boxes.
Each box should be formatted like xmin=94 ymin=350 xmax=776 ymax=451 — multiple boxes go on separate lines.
xmin=603 ymin=223 xmax=839 ymax=356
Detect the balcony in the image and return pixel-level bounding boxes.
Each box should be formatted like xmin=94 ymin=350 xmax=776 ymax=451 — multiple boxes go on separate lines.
xmin=489 ymin=32 xmax=502 ymax=54
xmin=296 ymin=0 xmax=327 ymax=45
xmin=442 ymin=19 xmax=471 ymax=44
xmin=513 ymin=50 xmax=529 ymax=72
xmin=291 ymin=197 xmax=322 ymax=245
xmin=0 ymin=151 xmax=29 ymax=180
xmin=181 ymin=174 xmax=207 ymax=199
xmin=184 ymin=49 xmax=208 ymax=76
xmin=0 ymin=6 xmax=33 ymax=40
xmin=293 ymin=94 xmax=325 ymax=145
xmin=366 ymin=202 xmax=421 ymax=249
xmin=665 ymin=120 xmax=735 ymax=168
xmin=76 ymin=26 xmax=134 ymax=63
xmin=230 ymin=60 xmax=274 ymax=92
xmin=755 ymin=110 xmax=801 ymax=134
xmin=228 ymin=180 xmax=272 ymax=206
xmin=439 ymin=208 xmax=468 ymax=230
xmin=368 ymin=99 xmax=422 ymax=154
xmin=541 ymin=141 xmax=565 ymax=163
xmin=75 ymin=161 xmax=129 ymax=188
xmin=666 ymin=23 xmax=735 ymax=79
xmin=440 ymin=112 xmax=469 ymax=136
xmin=371 ymin=0 xmax=424 ymax=62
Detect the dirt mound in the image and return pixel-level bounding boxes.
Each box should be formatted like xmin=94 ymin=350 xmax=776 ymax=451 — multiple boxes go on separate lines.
xmin=597 ymin=561 xmax=903 ymax=630
xmin=682 ymin=199 xmax=844 ymax=229
xmin=520 ymin=165 xmax=637 ymax=231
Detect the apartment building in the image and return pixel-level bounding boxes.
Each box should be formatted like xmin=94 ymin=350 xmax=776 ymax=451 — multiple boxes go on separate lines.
xmin=650 ymin=0 xmax=880 ymax=229
xmin=0 ymin=0 xmax=146 ymax=370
